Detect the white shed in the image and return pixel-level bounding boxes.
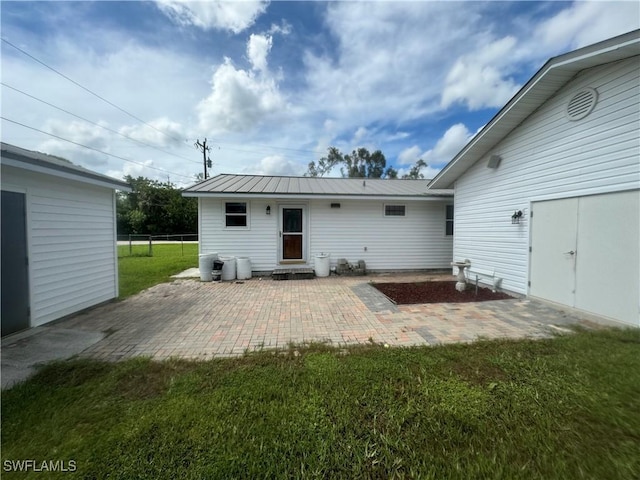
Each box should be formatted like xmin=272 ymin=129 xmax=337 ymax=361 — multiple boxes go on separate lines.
xmin=428 ymin=30 xmax=640 ymax=327
xmin=1 ymin=143 xmax=131 ymax=336
xmin=183 ymin=174 xmax=454 ymax=273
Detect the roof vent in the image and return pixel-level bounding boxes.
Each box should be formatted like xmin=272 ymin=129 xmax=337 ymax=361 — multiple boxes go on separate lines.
xmin=566 ymin=87 xmax=598 ymax=121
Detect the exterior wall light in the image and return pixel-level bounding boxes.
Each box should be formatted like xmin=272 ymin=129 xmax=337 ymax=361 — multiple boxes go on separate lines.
xmin=266 ymin=205 xmax=271 ymax=215
xmin=511 ymin=210 xmax=523 ymax=224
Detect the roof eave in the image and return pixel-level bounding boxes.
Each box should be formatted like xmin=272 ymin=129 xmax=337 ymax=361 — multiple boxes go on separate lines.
xmin=1 ymin=144 xmax=131 ymax=191
xmin=428 ymin=29 xmax=640 ymax=190
xmin=182 ymin=191 xmax=453 ymax=201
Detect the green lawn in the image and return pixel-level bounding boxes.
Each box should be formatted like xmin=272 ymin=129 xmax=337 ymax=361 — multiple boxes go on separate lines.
xmin=2 ymin=329 xmax=639 ymax=479
xmin=118 ymin=243 xmax=198 ymax=298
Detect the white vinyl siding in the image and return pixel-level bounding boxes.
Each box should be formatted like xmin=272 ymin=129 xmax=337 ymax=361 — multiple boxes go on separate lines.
xmin=200 ymin=197 xmax=453 ymax=272
xmin=453 ymin=56 xmax=640 ymax=296
xmin=310 ymin=199 xmax=452 ymax=271
xmin=2 ymin=166 xmax=119 ymax=326
xmin=200 ymin=198 xmax=277 ymax=271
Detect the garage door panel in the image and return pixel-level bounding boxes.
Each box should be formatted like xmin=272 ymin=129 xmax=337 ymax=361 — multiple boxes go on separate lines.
xmin=574 ymin=191 xmax=639 ymax=325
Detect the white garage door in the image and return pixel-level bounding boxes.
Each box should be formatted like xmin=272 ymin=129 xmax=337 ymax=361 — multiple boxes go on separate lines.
xmin=530 ymin=190 xmax=639 ymax=327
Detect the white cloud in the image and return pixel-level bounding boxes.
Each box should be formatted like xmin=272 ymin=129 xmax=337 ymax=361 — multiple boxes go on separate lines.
xmin=119 ymin=117 xmax=186 ymax=148
xmin=155 ymin=0 xmax=269 ymax=33
xmin=397 ymin=123 xmax=472 ymax=172
xmin=267 ymin=20 xmax=292 ymax=36
xmin=106 ymin=159 xmax=159 ymax=184
xmin=441 ymin=36 xmax=521 ymax=110
xmin=397 ymin=145 xmax=422 ymax=166
xmin=196 ymin=57 xmax=286 ymax=134
xmin=247 ymin=34 xmax=272 ymax=73
xmin=247 ymin=155 xmax=304 ymax=176
xmin=534 ymin=1 xmax=640 ymax=51
xmin=197 ymin=31 xmax=289 ymax=134
xmin=352 ymin=127 xmax=369 ymax=145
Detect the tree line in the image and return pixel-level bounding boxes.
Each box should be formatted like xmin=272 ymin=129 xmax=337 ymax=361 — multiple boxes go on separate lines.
xmin=117 ymin=176 xmax=197 ymax=235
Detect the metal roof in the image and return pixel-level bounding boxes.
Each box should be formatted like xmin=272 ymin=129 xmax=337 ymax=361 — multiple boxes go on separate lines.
xmin=428 ymin=29 xmax=640 ymax=190
xmin=1 ymin=142 xmax=131 ymax=190
xmin=183 ymin=174 xmax=452 ymax=198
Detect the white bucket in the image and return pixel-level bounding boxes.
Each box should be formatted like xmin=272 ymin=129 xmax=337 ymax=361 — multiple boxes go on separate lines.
xmin=220 ymin=256 xmax=236 ymax=281
xmin=198 ymin=253 xmax=218 ymax=281
xmin=314 ymin=253 xmax=331 ymax=277
xmin=236 ymin=257 xmax=252 ymax=280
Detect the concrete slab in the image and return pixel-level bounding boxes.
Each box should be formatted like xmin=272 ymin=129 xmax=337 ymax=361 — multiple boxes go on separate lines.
xmin=171 ymin=267 xmax=200 ymax=278
xmin=1 ymin=326 xmax=105 ymax=389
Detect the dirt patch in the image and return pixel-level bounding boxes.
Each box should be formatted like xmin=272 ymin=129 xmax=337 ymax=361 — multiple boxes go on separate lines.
xmin=373 ymin=280 xmax=514 ymax=305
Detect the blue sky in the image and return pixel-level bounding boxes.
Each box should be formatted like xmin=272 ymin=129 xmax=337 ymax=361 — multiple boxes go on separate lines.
xmin=1 ymin=1 xmax=638 ymax=186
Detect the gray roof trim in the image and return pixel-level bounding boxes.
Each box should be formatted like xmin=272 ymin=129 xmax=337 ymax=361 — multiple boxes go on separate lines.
xmin=183 ymin=173 xmax=453 ymax=199
xmin=1 ymin=142 xmax=131 ymax=191
xmin=428 ymin=29 xmax=640 ymax=190
xmin=182 ymin=192 xmax=452 ymax=201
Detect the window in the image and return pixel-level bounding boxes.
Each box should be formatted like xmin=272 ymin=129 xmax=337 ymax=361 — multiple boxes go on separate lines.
xmin=445 ymin=205 xmax=454 ymax=236
xmin=384 ymin=204 xmax=406 ymax=217
xmin=225 ymin=202 xmax=248 ymax=227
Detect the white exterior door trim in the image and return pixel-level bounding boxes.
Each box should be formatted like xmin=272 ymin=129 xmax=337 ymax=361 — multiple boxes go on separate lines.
xmin=277 ymin=203 xmax=308 ymax=264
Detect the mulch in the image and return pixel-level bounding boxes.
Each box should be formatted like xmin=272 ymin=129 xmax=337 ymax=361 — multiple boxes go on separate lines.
xmin=372 ymin=280 xmax=514 ymax=305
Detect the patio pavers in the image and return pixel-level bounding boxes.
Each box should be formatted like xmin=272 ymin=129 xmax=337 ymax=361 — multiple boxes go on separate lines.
xmin=49 ymin=273 xmax=592 ymax=362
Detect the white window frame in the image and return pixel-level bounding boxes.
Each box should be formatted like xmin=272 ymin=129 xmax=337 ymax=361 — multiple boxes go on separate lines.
xmin=445 ymin=204 xmax=454 ymax=236
xmin=224 ymin=201 xmax=250 ymax=229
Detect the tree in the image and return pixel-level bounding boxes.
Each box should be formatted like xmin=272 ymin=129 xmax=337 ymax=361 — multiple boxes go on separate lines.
xmin=305 ymin=146 xmax=430 ymax=180
xmin=401 ymin=159 xmax=427 ymax=179
xmin=306 ymin=147 xmax=398 ymax=178
xmin=117 ymin=176 xmax=197 ymax=235
xmin=306 ymin=146 xmax=342 ymax=177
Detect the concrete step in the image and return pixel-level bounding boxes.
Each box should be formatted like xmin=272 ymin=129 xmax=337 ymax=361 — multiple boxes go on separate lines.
xmin=272 ymin=268 xmax=315 ymax=281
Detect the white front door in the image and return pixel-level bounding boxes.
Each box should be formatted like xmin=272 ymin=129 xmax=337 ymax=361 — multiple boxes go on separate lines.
xmin=530 ymin=197 xmax=578 ymax=307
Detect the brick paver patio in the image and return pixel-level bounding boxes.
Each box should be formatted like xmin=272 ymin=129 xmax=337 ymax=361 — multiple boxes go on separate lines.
xmin=54 ymin=273 xmax=588 ymax=361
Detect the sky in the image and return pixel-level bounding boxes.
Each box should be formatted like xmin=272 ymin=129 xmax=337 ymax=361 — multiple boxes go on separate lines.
xmin=1 ymin=1 xmax=638 ymax=187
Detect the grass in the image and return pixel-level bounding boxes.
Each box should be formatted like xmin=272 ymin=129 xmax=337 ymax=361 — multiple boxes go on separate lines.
xmin=117 ymin=243 xmax=198 ymax=299
xmin=2 ymin=328 xmax=639 ymax=479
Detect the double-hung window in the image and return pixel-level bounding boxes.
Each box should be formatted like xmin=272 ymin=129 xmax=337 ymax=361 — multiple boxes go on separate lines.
xmin=225 ymin=202 xmax=248 ymax=227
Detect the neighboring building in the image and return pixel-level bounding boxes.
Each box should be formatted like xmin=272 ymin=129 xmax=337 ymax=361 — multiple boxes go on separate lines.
xmin=183 ymin=174 xmax=454 ymax=273
xmin=428 ymin=30 xmax=640 ymax=327
xmin=1 ymin=143 xmax=131 ymax=336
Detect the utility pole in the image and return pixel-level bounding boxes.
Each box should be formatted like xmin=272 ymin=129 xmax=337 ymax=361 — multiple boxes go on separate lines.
xmin=194 ymin=138 xmax=211 ymax=179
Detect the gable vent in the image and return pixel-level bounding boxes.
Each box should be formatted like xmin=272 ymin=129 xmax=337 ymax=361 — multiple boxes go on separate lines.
xmin=566 ymin=87 xmax=598 ymax=121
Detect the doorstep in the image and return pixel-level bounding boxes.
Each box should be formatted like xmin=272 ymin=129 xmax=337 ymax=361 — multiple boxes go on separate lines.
xmin=272 ymin=268 xmax=315 ymax=281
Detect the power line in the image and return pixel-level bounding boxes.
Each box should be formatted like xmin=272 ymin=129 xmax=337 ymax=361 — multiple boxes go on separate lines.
xmin=1 ymin=38 xmax=324 ymax=163
xmin=1 ymin=82 xmax=202 ymax=166
xmin=1 ymin=37 xmax=189 ymax=147
xmin=1 ymin=116 xmax=194 ymax=180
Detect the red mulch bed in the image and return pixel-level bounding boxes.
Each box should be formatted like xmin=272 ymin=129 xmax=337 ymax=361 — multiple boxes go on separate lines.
xmin=372 ymin=280 xmax=514 ymax=305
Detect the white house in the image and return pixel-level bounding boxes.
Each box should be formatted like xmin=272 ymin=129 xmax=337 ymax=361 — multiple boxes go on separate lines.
xmin=183 ymin=174 xmax=454 ymax=273
xmin=428 ymin=30 xmax=640 ymax=327
xmin=1 ymin=143 xmax=131 ymax=336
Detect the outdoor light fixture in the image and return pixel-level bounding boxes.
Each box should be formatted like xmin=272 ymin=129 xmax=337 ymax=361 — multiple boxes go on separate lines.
xmin=511 ymin=210 xmax=523 ymax=224
xmin=266 ymin=205 xmax=271 ymax=215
